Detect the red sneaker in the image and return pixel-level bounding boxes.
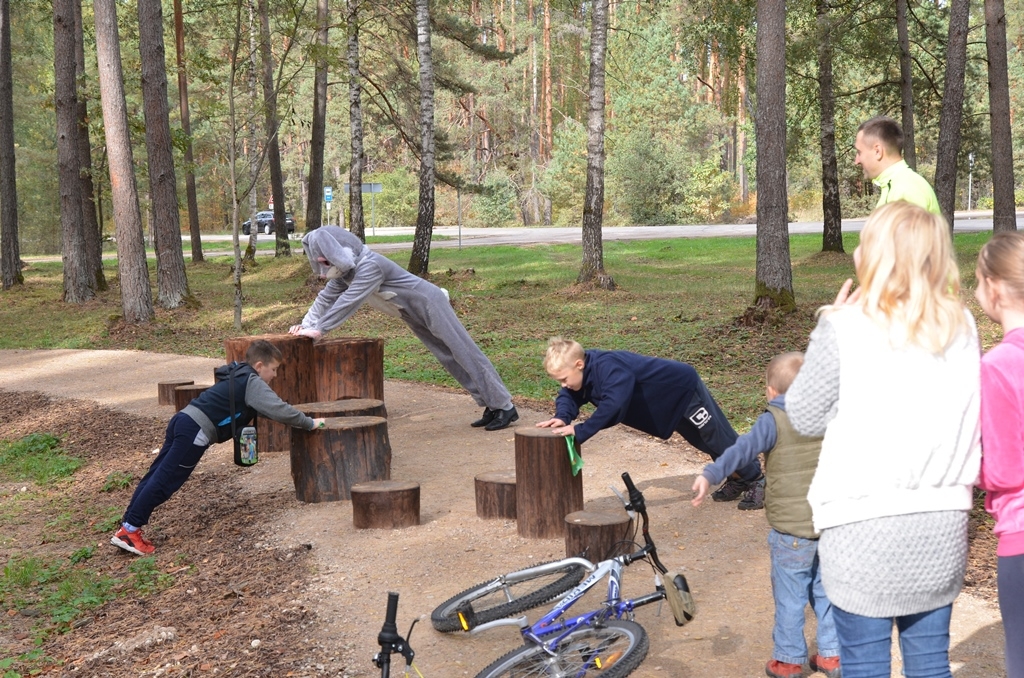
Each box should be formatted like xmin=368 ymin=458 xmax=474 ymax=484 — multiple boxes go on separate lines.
xmin=766 ymin=659 xmax=804 ymax=678
xmin=810 ymin=654 xmax=841 ymax=678
xmin=111 ymin=526 xmax=155 ymax=556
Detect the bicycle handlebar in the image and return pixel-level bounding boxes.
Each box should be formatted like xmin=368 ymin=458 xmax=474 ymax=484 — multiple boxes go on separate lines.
xmin=620 ymin=472 xmax=668 ymax=574
xmin=373 ymin=591 xmax=415 ymax=678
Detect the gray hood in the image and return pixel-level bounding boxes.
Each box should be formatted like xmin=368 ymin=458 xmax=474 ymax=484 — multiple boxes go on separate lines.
xmin=301 ymin=226 xmax=364 ymax=278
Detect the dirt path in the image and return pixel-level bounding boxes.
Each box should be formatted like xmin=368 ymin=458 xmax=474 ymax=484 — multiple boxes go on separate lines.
xmin=0 ymin=349 xmax=1006 ymax=677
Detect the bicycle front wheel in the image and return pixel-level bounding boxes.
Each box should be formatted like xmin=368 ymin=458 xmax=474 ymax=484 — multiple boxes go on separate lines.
xmin=431 ymin=560 xmax=586 ymax=633
xmin=474 ymin=619 xmax=649 ymax=678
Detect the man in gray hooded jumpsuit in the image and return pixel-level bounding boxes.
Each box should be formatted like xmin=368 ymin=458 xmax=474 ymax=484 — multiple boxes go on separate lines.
xmin=289 ymin=226 xmax=519 ymax=431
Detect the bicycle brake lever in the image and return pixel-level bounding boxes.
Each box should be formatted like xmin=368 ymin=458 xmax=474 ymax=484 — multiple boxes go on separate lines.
xmin=609 ymin=484 xmax=637 ymax=519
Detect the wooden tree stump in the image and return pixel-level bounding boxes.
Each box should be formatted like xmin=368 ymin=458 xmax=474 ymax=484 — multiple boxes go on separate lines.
xmin=564 ymin=510 xmax=633 ymax=561
xmin=225 ymin=334 xmax=316 ymax=453
xmin=314 ymin=337 xmax=385 ymax=401
xmin=475 ymin=470 xmax=517 ymax=520
xmin=514 ymin=428 xmax=583 ymax=539
xmin=295 ymin=399 xmax=387 ymax=420
xmin=158 ymin=379 xmax=194 ymax=406
xmin=289 ymin=416 xmax=391 ymax=502
xmin=351 ymin=480 xmax=420 ymax=529
xmin=173 ymin=384 xmax=209 ymax=412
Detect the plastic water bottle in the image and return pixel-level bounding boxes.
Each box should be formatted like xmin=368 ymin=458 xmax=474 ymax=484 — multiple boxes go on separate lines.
xmin=239 ymin=426 xmax=258 ymax=466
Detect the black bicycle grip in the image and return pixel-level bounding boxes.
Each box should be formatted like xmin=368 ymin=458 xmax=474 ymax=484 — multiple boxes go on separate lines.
xmin=378 ymin=592 xmax=401 ymax=645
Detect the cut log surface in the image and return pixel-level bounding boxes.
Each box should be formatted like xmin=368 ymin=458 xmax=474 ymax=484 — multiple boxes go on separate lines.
xmin=475 ymin=470 xmax=517 ymax=520
xmin=173 ymin=384 xmax=209 ymax=412
xmin=514 ymin=428 xmax=583 ymax=539
xmin=290 ymin=416 xmax=391 ymax=502
xmin=158 ymin=379 xmax=194 ymax=406
xmin=224 ymin=334 xmax=316 ymax=453
xmin=314 ymin=337 xmax=385 ymax=401
xmin=295 ymin=399 xmax=387 ymax=420
xmin=564 ymin=510 xmax=633 ymax=561
xmin=351 ymin=480 xmax=420 ymax=529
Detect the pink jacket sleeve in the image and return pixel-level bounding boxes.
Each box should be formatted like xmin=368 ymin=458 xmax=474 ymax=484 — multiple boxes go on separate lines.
xmin=979 ymin=357 xmax=1024 ymax=492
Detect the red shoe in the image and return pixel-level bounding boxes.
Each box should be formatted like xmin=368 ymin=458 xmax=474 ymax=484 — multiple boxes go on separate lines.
xmin=766 ymin=659 xmax=804 ymax=678
xmin=111 ymin=526 xmax=155 ymax=556
xmin=810 ymin=654 xmax=841 ymax=678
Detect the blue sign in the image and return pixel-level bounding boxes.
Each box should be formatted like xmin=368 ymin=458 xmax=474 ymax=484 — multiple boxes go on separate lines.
xmin=324 ymin=186 xmax=333 ymax=203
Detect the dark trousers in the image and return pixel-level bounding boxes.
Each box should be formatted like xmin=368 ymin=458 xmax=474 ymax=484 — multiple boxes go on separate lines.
xmin=123 ymin=412 xmax=209 ymax=528
xmin=675 ymin=378 xmax=762 ymax=482
xmin=999 ymin=553 xmax=1024 ymax=678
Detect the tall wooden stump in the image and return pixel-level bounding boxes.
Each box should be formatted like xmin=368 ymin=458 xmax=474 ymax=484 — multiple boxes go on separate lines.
xmin=475 ymin=470 xmax=517 ymax=520
xmin=314 ymin=337 xmax=385 ymax=401
xmin=173 ymin=384 xmax=209 ymax=412
xmin=514 ymin=429 xmax=583 ymax=538
xmin=296 ymin=399 xmax=387 ymax=420
xmin=289 ymin=416 xmax=391 ymax=502
xmin=351 ymin=480 xmax=420 ymax=529
xmin=158 ymin=380 xmax=193 ymax=406
xmin=564 ymin=510 xmax=633 ymax=560
xmin=225 ymin=334 xmax=316 ymax=453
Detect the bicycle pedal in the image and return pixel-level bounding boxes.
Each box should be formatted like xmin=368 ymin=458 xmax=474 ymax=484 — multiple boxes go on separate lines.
xmin=663 ymin=571 xmax=696 ymax=627
xmin=455 ymin=601 xmax=478 ymax=631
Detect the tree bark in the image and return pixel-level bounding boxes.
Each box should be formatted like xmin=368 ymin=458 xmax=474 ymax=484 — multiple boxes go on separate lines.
xmin=985 ymin=0 xmax=1016 ymax=232
xmin=73 ymin=0 xmax=105 ymax=291
xmin=306 ymin=0 xmax=328 ymax=233
xmin=753 ymin=0 xmax=794 ymax=311
xmin=542 ymin=0 xmax=552 ymax=163
xmin=0 ymin=0 xmax=21 ymax=290
xmin=94 ymin=0 xmax=154 ymax=323
xmin=257 ymin=0 xmax=290 ymax=257
xmin=139 ymin=0 xmax=192 ymax=309
xmin=578 ymin=0 xmax=614 ymax=289
xmin=172 ymin=0 xmax=204 ymax=261
xmin=54 ymin=0 xmax=93 ymax=304
xmin=817 ymin=0 xmax=843 ymax=253
xmin=896 ymin=0 xmax=916 ymax=170
xmin=408 ymin=0 xmax=435 ymax=278
xmin=934 ymin=0 xmax=970 ymax=228
xmin=348 ymin=0 xmax=366 ymax=241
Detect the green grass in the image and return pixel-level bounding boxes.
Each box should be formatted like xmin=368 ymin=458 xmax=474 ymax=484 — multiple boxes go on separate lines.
xmin=0 ymin=434 xmax=81 ymax=486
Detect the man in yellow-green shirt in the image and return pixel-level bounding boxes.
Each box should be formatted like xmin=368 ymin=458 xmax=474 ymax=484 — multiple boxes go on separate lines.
xmin=854 ymin=116 xmax=941 ymax=215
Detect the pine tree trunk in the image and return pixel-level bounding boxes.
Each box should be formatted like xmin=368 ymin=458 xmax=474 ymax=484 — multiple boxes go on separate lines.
xmin=577 ymin=0 xmax=613 ymax=290
xmin=306 ymin=0 xmax=328 ymax=233
xmin=737 ymin=43 xmax=748 ymax=204
xmin=985 ymin=0 xmax=1016 ymax=232
xmin=94 ymin=0 xmax=154 ymax=323
xmin=542 ymin=0 xmax=552 ymax=163
xmin=54 ymin=0 xmax=93 ymax=304
xmin=817 ymin=0 xmax=843 ymax=253
xmin=408 ymin=0 xmax=435 ymax=278
xmin=74 ymin=0 xmax=105 ymax=291
xmin=140 ymin=0 xmax=191 ymax=309
xmin=934 ymin=0 xmax=970 ymax=228
xmin=896 ymin=0 xmax=916 ymax=170
xmin=348 ymin=0 xmax=366 ymax=240
xmin=173 ymin=0 xmax=204 ymax=261
xmin=258 ymin=0 xmax=290 ymax=257
xmin=753 ymin=0 xmax=794 ymax=311
xmin=244 ymin=1 xmax=260 ymax=266
xmin=0 ymin=0 xmax=21 ymax=290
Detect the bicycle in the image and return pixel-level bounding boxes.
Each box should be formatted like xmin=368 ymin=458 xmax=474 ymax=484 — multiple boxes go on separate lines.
xmin=373 ymin=591 xmax=421 ymax=678
xmin=431 ymin=471 xmax=696 ymax=677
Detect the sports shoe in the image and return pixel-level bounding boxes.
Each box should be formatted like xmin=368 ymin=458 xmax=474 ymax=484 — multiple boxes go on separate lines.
xmin=810 ymin=654 xmax=841 ymax=678
xmin=738 ymin=476 xmax=766 ymax=510
xmin=111 ymin=526 xmax=155 ymax=556
xmin=711 ymin=476 xmax=749 ymax=502
xmin=766 ymin=659 xmax=804 ymax=678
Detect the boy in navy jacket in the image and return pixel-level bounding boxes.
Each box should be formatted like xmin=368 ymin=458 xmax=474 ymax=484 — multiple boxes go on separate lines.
xmin=536 ymin=337 xmax=763 ymax=508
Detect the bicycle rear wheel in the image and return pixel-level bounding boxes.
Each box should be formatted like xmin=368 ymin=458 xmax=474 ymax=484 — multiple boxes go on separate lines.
xmin=474 ymin=619 xmax=649 ymax=678
xmin=430 ymin=560 xmax=586 ymax=633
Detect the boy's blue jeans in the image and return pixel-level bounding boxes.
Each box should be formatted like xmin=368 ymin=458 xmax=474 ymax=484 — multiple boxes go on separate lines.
xmin=831 ymin=603 xmax=953 ymax=678
xmin=767 ymin=528 xmax=839 ymax=665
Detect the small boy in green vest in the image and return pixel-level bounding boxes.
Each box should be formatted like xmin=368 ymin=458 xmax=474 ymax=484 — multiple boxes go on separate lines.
xmin=691 ymin=352 xmax=840 ymax=678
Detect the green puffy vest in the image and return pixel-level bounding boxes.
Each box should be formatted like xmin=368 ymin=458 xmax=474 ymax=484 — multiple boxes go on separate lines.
xmin=764 ymin=405 xmax=823 ymax=539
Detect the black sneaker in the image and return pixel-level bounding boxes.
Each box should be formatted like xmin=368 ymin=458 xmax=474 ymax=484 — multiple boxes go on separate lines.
xmin=738 ymin=476 xmax=765 ymax=511
xmin=711 ymin=477 xmax=749 ymax=502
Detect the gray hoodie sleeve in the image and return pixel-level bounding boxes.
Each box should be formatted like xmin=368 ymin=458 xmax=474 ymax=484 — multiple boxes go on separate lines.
xmin=303 ymin=257 xmax=387 ymax=333
xmin=245 ymin=374 xmax=316 ymax=430
xmin=786 ymin=317 xmax=840 ymax=437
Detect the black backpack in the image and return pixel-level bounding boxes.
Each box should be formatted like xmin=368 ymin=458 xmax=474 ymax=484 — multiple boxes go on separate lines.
xmin=214 ymin=362 xmax=259 ymax=466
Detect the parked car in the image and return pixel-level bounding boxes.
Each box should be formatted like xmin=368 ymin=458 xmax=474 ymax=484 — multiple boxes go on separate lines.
xmin=242 ymin=210 xmax=296 ymax=235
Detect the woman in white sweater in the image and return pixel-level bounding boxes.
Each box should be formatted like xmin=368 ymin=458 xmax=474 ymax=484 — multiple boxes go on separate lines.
xmin=786 ymin=201 xmax=981 ymax=678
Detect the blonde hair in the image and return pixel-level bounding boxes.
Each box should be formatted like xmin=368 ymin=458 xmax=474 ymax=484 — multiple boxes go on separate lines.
xmin=977 ymin=231 xmax=1024 ymax=303
xmin=766 ymin=352 xmax=803 ymax=394
xmin=835 ymin=201 xmax=966 ymax=353
xmin=543 ymin=337 xmax=585 ymax=372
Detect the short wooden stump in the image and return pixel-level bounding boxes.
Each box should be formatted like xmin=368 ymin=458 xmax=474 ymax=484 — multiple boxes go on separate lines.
xmin=351 ymin=480 xmax=420 ymax=529
xmin=514 ymin=428 xmax=583 ymax=539
xmin=290 ymin=416 xmax=391 ymax=502
xmin=564 ymin=509 xmax=633 ymax=560
xmin=158 ymin=379 xmax=194 ymax=406
xmin=314 ymin=337 xmax=385 ymax=401
xmin=295 ymin=398 xmax=387 ymax=420
xmin=173 ymin=384 xmax=209 ymax=412
xmin=475 ymin=470 xmax=517 ymax=520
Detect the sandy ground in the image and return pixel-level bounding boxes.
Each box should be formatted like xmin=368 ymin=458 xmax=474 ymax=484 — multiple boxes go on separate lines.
xmin=0 ymin=348 xmax=1007 ymax=677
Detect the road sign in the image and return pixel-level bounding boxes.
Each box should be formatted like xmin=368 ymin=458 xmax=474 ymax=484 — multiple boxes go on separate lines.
xmin=324 ymin=186 xmax=333 ymax=203
xmin=343 ymin=183 xmax=383 ymax=194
